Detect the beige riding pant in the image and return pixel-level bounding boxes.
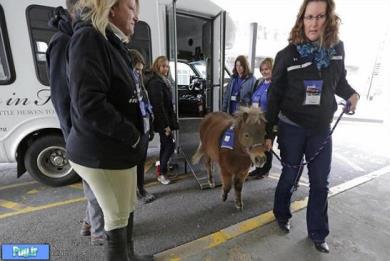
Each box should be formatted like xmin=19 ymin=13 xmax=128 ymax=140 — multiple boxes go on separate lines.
xmin=70 ymin=161 xmax=137 ymax=231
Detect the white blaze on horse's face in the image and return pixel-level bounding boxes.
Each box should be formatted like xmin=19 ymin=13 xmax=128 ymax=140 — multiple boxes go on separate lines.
xmin=250 ymin=146 xmax=267 ymax=168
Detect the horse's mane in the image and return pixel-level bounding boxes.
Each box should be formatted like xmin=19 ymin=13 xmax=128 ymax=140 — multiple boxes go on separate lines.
xmin=233 ymin=106 xmax=266 ymax=126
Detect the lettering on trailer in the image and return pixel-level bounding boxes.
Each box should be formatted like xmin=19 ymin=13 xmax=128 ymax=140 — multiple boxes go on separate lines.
xmin=0 ymin=89 xmax=55 ymax=125
xmin=0 ymin=89 xmax=51 ymax=106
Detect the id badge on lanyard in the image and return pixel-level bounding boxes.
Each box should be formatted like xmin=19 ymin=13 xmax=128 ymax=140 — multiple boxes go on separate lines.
xmin=303 ymin=80 xmax=323 ymax=106
xmin=139 ymin=100 xmax=147 ymax=117
xmin=231 ymin=78 xmax=242 ymax=102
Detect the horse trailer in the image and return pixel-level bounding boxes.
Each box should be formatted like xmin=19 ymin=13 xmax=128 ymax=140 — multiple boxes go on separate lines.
xmin=0 ymin=0 xmax=232 ymax=186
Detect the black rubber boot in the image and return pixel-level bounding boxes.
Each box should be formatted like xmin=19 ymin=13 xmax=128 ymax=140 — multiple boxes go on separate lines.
xmin=127 ymin=212 xmax=154 ymax=261
xmin=105 ymin=227 xmax=129 ymax=261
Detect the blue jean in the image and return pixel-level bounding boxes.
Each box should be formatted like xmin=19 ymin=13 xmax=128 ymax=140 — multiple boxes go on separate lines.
xmin=137 ymin=133 xmax=149 ymax=193
xmin=158 ymin=132 xmax=175 ymax=174
xmin=83 ymin=180 xmax=105 ymax=237
xmin=273 ymin=120 xmax=331 ymax=242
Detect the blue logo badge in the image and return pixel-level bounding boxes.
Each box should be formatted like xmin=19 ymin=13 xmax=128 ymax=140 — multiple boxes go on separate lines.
xmin=220 ymin=126 xmax=235 ymax=150
xmin=2 ymin=244 xmax=50 ymax=260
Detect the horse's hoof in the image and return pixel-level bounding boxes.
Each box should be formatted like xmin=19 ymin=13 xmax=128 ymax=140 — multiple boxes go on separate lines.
xmin=208 ymin=182 xmax=216 ymax=188
xmin=222 ymin=193 xmax=227 ymax=202
xmin=235 ymin=201 xmax=243 ymax=210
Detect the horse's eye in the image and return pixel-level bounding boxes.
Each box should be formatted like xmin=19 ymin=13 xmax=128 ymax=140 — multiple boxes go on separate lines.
xmin=244 ymin=133 xmax=250 ymax=138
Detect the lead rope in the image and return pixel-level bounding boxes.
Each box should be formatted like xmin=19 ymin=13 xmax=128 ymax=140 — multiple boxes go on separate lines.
xmin=271 ymin=102 xmax=354 ymax=192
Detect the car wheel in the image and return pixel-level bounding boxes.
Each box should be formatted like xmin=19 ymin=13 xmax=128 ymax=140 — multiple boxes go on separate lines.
xmin=24 ymin=135 xmax=80 ymax=187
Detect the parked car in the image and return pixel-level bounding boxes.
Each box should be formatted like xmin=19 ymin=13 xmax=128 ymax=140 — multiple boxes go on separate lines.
xmin=170 ymin=60 xmax=207 ymax=117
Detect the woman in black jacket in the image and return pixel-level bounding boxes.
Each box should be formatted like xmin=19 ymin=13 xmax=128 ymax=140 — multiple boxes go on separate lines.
xmin=145 ymin=56 xmax=179 ymax=185
xmin=266 ymin=0 xmax=359 ymax=253
xmin=128 ymin=49 xmax=156 ymax=204
xmin=67 ymin=0 xmax=152 ymax=260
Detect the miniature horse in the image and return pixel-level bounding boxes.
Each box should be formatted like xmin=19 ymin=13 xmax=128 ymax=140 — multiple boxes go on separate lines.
xmin=192 ymin=107 xmax=267 ymax=210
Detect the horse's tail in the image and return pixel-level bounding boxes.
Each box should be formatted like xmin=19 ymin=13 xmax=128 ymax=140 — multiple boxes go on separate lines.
xmin=192 ymin=142 xmax=204 ymax=164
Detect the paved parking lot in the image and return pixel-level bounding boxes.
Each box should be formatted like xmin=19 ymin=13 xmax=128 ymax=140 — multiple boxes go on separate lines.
xmin=1 ymin=121 xmax=390 ymax=260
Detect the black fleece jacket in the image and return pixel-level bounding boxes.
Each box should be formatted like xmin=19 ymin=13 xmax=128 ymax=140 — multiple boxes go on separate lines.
xmin=46 ymin=7 xmax=73 ymax=140
xmin=66 ymin=21 xmax=144 ymax=169
xmin=144 ymin=71 xmax=179 ymax=132
xmin=266 ymin=41 xmax=357 ymax=138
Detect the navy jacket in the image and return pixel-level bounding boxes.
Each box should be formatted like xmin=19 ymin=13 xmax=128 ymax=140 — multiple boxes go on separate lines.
xmin=266 ymin=42 xmax=357 ymax=138
xmin=46 ymin=7 xmax=73 ymax=140
xmin=222 ymin=74 xmax=256 ymax=113
xmin=67 ymin=21 xmax=144 ymax=169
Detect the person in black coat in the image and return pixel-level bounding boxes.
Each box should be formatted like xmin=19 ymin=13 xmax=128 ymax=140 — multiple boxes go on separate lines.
xmin=128 ymin=49 xmax=156 ymax=204
xmin=46 ymin=0 xmax=105 ymax=246
xmin=46 ymin=5 xmax=73 ymax=139
xmin=145 ymin=56 xmax=179 ymax=185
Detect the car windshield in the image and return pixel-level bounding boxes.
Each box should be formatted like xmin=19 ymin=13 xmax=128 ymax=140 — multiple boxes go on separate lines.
xmin=169 ymin=61 xmax=196 ymax=85
xmin=191 ymin=61 xmax=206 ymax=79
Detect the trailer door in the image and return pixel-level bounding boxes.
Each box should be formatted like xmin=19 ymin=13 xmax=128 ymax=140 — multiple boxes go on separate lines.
xmin=165 ymin=0 xmax=227 ymax=189
xmin=212 ymin=11 xmax=226 ymax=112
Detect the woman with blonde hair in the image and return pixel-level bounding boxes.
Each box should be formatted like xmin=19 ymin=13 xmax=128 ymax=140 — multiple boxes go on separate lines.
xmin=222 ymin=55 xmax=256 ymax=114
xmin=266 ymin=0 xmax=359 ymax=253
xmin=145 ymin=56 xmax=179 ymax=185
xmin=249 ymin=57 xmax=273 ymax=179
xmin=67 ymin=0 xmax=152 ymax=260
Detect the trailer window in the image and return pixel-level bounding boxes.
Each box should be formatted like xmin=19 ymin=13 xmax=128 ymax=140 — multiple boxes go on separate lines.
xmin=26 ymin=5 xmax=57 ymax=86
xmin=0 ymin=5 xmax=15 ymax=85
xmin=127 ymin=21 xmax=152 ymax=67
xmin=26 ymin=5 xmax=152 ymax=84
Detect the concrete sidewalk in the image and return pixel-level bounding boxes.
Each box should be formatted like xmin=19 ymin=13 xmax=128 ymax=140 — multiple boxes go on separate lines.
xmin=155 ymin=167 xmax=390 ymax=261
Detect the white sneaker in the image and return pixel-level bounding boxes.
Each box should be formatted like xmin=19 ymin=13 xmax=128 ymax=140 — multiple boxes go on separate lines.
xmin=157 ymin=175 xmax=171 ymax=185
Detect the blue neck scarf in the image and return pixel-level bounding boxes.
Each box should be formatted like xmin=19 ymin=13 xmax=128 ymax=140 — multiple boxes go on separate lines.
xmin=296 ymin=42 xmax=336 ymax=70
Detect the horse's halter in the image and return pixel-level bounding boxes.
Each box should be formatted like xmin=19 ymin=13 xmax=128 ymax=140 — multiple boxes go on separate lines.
xmin=248 ymin=143 xmax=264 ymax=151
xmin=233 ymin=119 xmax=265 ymax=153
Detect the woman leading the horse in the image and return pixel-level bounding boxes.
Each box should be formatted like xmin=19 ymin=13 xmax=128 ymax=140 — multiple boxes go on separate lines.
xmin=222 ymin=55 xmax=256 ymax=114
xmin=265 ymin=0 xmax=359 ymax=253
xmin=249 ymin=57 xmax=274 ymax=179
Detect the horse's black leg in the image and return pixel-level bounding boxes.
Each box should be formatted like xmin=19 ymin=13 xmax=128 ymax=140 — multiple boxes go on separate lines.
xmin=221 ymin=171 xmax=232 ymax=202
xmin=233 ymin=175 xmax=244 ymax=210
xmin=205 ymin=156 xmax=215 ymax=188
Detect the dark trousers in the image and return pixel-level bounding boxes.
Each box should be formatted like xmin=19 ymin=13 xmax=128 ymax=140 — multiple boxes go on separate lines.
xmin=137 ymin=133 xmax=149 ymax=193
xmin=158 ymin=132 xmax=175 ymax=174
xmin=254 ymin=150 xmax=273 ymax=174
xmin=273 ymin=120 xmax=331 ymax=242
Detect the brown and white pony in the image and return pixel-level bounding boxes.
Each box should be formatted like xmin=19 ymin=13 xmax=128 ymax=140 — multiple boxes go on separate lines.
xmin=192 ymin=107 xmax=267 ymax=209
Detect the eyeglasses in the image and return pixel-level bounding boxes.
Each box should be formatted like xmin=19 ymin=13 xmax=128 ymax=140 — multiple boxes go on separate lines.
xmin=303 ymin=14 xmax=326 ymax=22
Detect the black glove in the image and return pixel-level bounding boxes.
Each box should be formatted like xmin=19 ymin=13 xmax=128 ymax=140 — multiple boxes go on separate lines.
xmin=148 ymin=131 xmax=155 ymax=141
